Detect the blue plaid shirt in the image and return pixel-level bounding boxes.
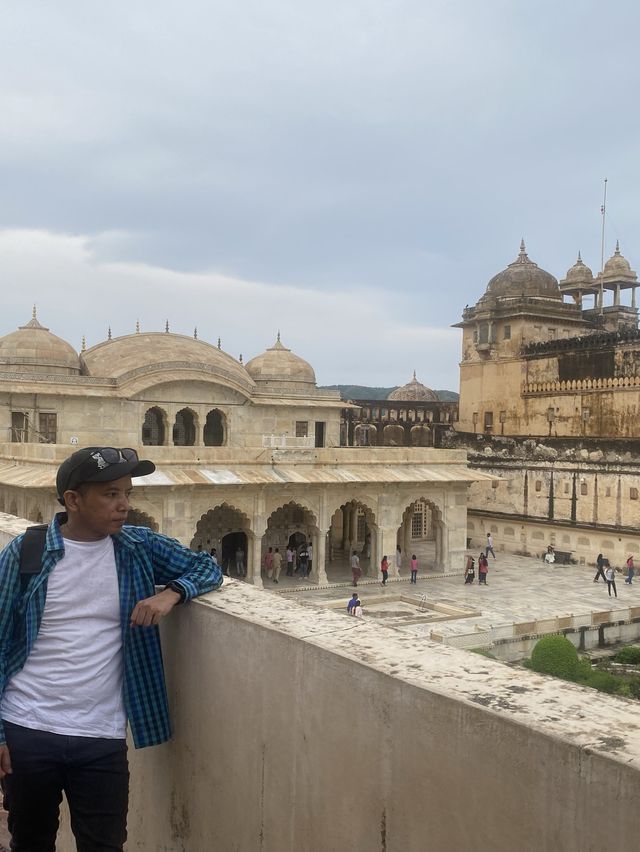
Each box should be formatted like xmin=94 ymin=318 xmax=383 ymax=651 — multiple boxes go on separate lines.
xmin=0 ymin=514 xmax=223 ymax=749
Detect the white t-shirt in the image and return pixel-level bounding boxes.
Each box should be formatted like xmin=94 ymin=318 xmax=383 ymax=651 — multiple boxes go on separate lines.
xmin=2 ymin=536 xmax=127 ymax=739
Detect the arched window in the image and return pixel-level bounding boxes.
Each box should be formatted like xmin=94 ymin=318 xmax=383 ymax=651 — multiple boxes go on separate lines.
xmin=142 ymin=407 xmax=166 ymax=446
xmin=173 ymin=408 xmax=197 ymax=447
xmin=204 ymin=409 xmax=225 ymax=446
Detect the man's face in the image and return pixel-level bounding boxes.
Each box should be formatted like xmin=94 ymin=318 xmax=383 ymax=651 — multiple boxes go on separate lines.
xmin=65 ymin=474 xmax=133 ymax=539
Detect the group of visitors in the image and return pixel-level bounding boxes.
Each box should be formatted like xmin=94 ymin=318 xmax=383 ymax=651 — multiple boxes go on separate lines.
xmin=593 ymin=553 xmax=635 ymax=597
xmin=347 ymin=593 xmax=363 ymax=618
xmin=265 ymin=542 xmax=313 ymax=582
xmin=463 ymin=533 xmax=496 ymax=585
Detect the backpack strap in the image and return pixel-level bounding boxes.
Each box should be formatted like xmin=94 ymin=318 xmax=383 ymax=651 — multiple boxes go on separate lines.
xmin=19 ymin=524 xmax=49 ymax=594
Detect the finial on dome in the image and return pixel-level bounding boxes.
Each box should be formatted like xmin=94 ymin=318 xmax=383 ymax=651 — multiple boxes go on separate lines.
xmin=517 ymin=238 xmax=529 ymax=262
xmin=577 ymin=251 xmax=582 ymax=263
xmin=81 ymin=335 xmax=86 ymax=352
xmin=32 ymin=304 xmax=37 ymax=320
xmin=615 ymin=239 xmax=621 ymax=254
xmin=135 ymin=320 xmax=140 ymax=334
xmin=194 ymin=327 xmax=198 ymax=340
xmin=239 ymin=353 xmax=243 ymax=364
xmin=165 ymin=320 xmax=170 ymax=333
xmin=412 ymin=370 xmax=417 ymax=381
xmin=108 ymin=326 xmax=112 ymax=340
xmin=217 ymin=337 xmax=221 ymax=349
xmin=277 ymin=330 xmax=281 ymax=342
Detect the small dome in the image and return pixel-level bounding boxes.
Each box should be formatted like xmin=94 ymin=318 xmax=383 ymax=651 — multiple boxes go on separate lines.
xmin=387 ymin=372 xmax=439 ymax=402
xmin=602 ymin=241 xmax=637 ymax=283
xmin=245 ymin=335 xmax=316 ymax=387
xmin=561 ymin=252 xmax=594 ymax=286
xmin=481 ymin=240 xmax=562 ymax=302
xmin=0 ymin=309 xmax=81 ymax=375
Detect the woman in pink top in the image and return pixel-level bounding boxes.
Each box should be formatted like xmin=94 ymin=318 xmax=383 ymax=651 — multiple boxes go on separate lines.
xmin=380 ymin=555 xmax=389 ymax=586
xmin=410 ymin=554 xmax=418 ymax=584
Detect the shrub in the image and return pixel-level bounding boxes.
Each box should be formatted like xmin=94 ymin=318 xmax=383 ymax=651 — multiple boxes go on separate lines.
xmin=530 ymin=635 xmax=579 ymax=681
xmin=627 ymin=678 xmax=640 ymax=699
xmin=583 ymin=669 xmax=620 ymax=694
xmin=613 ymin=646 xmax=640 ymax=665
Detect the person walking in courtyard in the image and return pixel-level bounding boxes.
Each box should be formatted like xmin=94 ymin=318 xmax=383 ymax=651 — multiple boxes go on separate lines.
xmin=478 ymin=552 xmax=489 ymax=585
xmin=625 ymin=555 xmax=635 ymax=585
xmin=380 ymin=555 xmax=389 ymax=586
xmin=351 ymin=550 xmax=361 ymax=586
xmin=605 ymin=564 xmax=618 ymax=597
xmin=593 ymin=553 xmax=607 ymax=583
xmin=286 ymin=545 xmax=294 ymax=576
xmin=0 ymin=446 xmax=223 ymax=851
xmin=464 ymin=555 xmax=475 ymax=584
xmin=264 ymin=546 xmax=274 ymax=579
xmin=347 ymin=592 xmax=359 ymax=614
xmin=485 ymin=533 xmax=496 ymax=559
xmin=271 ymin=547 xmax=283 ymax=583
xmin=410 ymin=554 xmax=418 ymax=584
xmin=307 ymin=541 xmax=313 ymax=575
xmin=297 ymin=542 xmax=309 ymax=578
xmin=395 ymin=545 xmax=402 ymax=575
xmin=235 ymin=545 xmax=245 ymax=577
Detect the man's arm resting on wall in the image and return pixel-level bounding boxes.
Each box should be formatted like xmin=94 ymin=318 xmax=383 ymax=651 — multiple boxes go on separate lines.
xmin=130 ymin=587 xmax=182 ymax=627
xmin=146 ymin=531 xmax=224 ymax=598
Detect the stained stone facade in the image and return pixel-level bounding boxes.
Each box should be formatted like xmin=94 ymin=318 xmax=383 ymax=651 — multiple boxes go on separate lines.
xmin=0 ymin=312 xmax=486 ymax=585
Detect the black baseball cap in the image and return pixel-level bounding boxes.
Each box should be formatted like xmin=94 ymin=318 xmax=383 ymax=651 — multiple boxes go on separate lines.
xmin=56 ymin=447 xmax=156 ymax=502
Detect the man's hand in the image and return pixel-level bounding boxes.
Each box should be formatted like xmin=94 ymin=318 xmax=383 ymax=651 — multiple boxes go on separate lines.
xmin=0 ymin=745 xmax=12 ymax=777
xmin=130 ymin=588 xmax=182 ymax=627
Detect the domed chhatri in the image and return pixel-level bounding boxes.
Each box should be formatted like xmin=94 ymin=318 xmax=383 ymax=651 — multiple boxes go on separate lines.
xmin=388 ymin=371 xmax=439 ymax=402
xmin=481 ymin=240 xmax=562 ymax=302
xmin=245 ymin=334 xmax=316 ymax=387
xmin=602 ymin=241 xmax=637 ymax=283
xmin=561 ymin=251 xmax=594 ymax=286
xmin=0 ymin=307 xmax=81 ymax=375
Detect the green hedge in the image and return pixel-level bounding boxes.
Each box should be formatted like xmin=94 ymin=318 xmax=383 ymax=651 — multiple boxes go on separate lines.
xmin=613 ymin=646 xmax=640 ymax=665
xmin=530 ymin=635 xmax=580 ymax=681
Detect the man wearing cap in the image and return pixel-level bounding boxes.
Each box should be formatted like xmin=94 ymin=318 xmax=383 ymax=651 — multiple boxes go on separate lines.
xmin=0 ymin=446 xmax=223 ymax=851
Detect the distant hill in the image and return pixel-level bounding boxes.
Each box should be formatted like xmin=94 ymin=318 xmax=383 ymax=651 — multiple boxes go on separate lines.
xmin=320 ymin=385 xmax=459 ymax=402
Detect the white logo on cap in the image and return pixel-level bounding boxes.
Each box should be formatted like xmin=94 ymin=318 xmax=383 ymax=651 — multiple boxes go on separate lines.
xmin=92 ymin=452 xmax=109 ymax=470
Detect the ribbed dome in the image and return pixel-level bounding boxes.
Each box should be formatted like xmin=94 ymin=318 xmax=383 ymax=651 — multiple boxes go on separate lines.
xmin=81 ymin=332 xmax=255 ymax=393
xmin=564 ymin=252 xmax=594 ymax=284
xmin=0 ymin=310 xmax=81 ymax=375
xmin=387 ymin=372 xmax=438 ymax=402
xmin=245 ymin=335 xmax=316 ymax=387
xmin=602 ymin=241 xmax=637 ymax=283
xmin=481 ymin=240 xmax=562 ymax=302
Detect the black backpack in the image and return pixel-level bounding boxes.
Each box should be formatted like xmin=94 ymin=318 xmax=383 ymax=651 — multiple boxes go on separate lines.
xmin=18 ymin=524 xmax=48 ymax=594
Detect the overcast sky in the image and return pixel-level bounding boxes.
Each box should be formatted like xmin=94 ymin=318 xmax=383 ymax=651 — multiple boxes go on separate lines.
xmin=2 ymin=1 xmax=639 ymax=391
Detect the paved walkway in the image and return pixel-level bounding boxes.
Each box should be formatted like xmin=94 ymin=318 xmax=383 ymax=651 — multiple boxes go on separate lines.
xmin=269 ymin=553 xmax=640 ymax=640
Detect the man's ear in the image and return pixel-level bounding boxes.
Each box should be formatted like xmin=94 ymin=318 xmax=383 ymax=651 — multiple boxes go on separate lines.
xmin=63 ymin=489 xmax=82 ymax=514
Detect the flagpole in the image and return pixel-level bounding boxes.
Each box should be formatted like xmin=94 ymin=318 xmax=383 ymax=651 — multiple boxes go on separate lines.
xmin=599 ymin=178 xmax=607 ymax=316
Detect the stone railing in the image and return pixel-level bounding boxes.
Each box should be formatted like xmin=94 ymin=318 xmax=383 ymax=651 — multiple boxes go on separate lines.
xmin=261 ymin=434 xmax=315 ymax=449
xmin=523 ymin=375 xmax=640 ymax=395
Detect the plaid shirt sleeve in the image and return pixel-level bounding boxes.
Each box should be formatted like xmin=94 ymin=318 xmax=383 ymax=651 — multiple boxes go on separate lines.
xmin=0 ymin=537 xmax=23 ymax=746
xmin=142 ymin=530 xmax=224 ymax=599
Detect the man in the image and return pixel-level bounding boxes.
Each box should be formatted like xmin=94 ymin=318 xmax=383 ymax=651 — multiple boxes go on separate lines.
xmin=0 ymin=446 xmax=223 ymax=851
xmin=271 ymin=547 xmax=283 ymax=584
xmin=485 ymin=532 xmax=496 ymax=559
xmin=297 ymin=543 xmax=309 ymax=578
xmin=347 ymin=592 xmax=359 ymax=614
xmin=285 ymin=546 xmax=294 ymax=576
xmin=351 ymin=550 xmax=361 ymax=586
xmin=235 ymin=545 xmax=245 ymax=577
xmin=307 ymin=541 xmax=313 ymax=576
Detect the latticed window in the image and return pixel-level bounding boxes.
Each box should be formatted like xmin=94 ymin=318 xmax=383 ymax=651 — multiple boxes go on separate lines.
xmin=11 ymin=412 xmax=28 ymax=443
xmin=38 ymin=413 xmax=57 ymax=444
xmin=295 ymin=421 xmax=308 ymax=438
xmin=411 ymin=510 xmax=424 ymax=538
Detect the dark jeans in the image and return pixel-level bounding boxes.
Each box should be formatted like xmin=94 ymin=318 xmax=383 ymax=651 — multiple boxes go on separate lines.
xmin=607 ymin=579 xmax=617 ymax=597
xmin=594 ymin=567 xmax=606 ymax=582
xmin=381 ymin=570 xmax=388 ymax=585
xmin=410 ymin=570 xmax=417 ymax=584
xmin=2 ymin=721 xmax=129 ymax=852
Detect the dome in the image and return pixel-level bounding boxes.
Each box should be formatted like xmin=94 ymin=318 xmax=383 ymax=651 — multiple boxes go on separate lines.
xmin=245 ymin=335 xmax=316 ymax=388
xmin=0 ymin=309 xmax=81 ymax=375
xmin=561 ymin=252 xmax=594 ymax=286
xmin=481 ymin=240 xmax=562 ymax=302
xmin=387 ymin=372 xmax=439 ymax=402
xmin=602 ymin=241 xmax=637 ymax=283
xmin=81 ymin=332 xmax=255 ymax=394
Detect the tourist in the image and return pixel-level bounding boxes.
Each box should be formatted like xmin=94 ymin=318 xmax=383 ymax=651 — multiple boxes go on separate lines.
xmin=235 ymin=545 xmax=245 ymax=577
xmin=464 ymin=556 xmax=475 ymax=584
xmin=353 ymin=600 xmax=364 ymax=618
xmin=605 ymin=564 xmax=618 ymax=597
xmin=395 ymin=545 xmax=402 ymax=574
xmin=347 ymin=592 xmax=359 ymax=614
xmin=272 ymin=547 xmax=282 ymax=583
xmin=478 ymin=552 xmax=488 ymax=585
xmin=0 ymin=446 xmax=223 ymax=850
xmin=485 ymin=533 xmax=496 ymax=559
xmin=298 ymin=542 xmax=309 ymax=578
xmin=381 ymin=555 xmax=389 ymax=586
xmin=410 ymin=554 xmax=418 ymax=584
xmin=625 ymin=555 xmax=635 ymax=585
xmin=544 ymin=545 xmax=555 ymax=564
xmin=285 ymin=546 xmax=294 ymax=576
xmin=264 ymin=546 xmax=274 ymax=578
xmin=593 ymin=553 xmax=607 ymax=583
xmin=307 ymin=541 xmax=313 ymax=575
xmin=351 ymin=550 xmax=362 ymax=586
